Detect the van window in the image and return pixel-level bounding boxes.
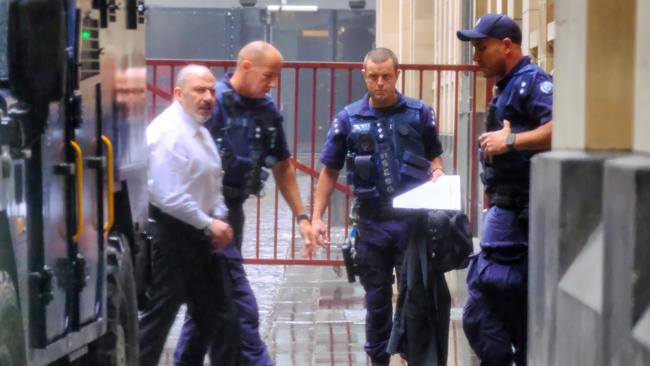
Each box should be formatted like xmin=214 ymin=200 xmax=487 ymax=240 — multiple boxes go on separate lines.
xmin=0 ymin=0 xmax=8 ymax=82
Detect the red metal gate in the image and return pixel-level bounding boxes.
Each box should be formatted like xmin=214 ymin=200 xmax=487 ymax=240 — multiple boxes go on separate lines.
xmin=146 ymin=59 xmax=486 ymax=266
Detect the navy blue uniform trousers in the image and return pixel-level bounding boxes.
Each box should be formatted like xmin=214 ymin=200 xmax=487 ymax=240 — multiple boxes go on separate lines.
xmin=463 ymin=206 xmax=528 ymax=366
xmin=354 ymin=215 xmax=414 ymax=365
xmin=139 ymin=206 xmax=235 ymax=366
xmin=175 ymin=198 xmax=273 ymax=366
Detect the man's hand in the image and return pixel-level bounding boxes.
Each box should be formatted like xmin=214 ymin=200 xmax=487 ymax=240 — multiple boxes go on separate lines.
xmin=297 ymin=218 xmax=314 ymax=258
xmin=207 ymin=219 xmax=233 ymax=252
xmin=430 ymin=167 xmax=445 ymax=182
xmin=479 ymin=120 xmax=512 ymax=161
xmin=303 ymin=218 xmax=328 ymax=258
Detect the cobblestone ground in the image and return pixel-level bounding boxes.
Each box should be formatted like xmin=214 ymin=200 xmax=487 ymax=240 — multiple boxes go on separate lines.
xmin=158 ymin=174 xmax=478 ymax=365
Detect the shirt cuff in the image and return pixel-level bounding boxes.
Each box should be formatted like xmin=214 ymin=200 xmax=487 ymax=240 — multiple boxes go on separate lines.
xmin=194 ymin=212 xmax=213 ymax=230
xmin=212 ymin=206 xmax=228 ymax=220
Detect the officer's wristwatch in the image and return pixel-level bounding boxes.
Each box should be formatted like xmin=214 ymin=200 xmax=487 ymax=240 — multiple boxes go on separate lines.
xmin=505 ymin=133 xmax=516 ymax=151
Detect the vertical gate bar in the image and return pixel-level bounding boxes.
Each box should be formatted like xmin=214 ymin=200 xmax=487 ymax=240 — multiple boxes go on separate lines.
xmin=294 ymin=67 xmax=300 ymax=162
xmin=483 ymin=78 xmax=495 ymax=213
xmin=436 ymin=70 xmax=442 ymax=127
xmin=291 ymin=68 xmax=300 ymax=258
xmin=276 ymin=67 xmax=282 ymax=108
xmin=470 ymin=71 xmax=478 ymax=232
xmin=151 ymin=65 xmax=157 ymax=118
xmin=326 ymin=67 xmax=337 ymax=259
xmin=310 ymin=68 xmax=317 ymax=227
xmin=170 ymin=65 xmax=175 ymax=96
xmin=347 ymin=68 xmax=353 ymax=103
xmin=274 ymin=70 xmax=282 ymax=259
xmin=419 ymin=69 xmax=424 ymax=100
xmin=330 ymin=67 xmax=336 ymax=119
xmin=453 ymin=71 xmax=459 ymax=173
xmin=345 ymin=65 xmax=353 ymax=243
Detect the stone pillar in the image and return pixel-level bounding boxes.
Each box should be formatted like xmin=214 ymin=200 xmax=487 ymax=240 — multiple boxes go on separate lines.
xmin=412 ymin=0 xmax=434 ymax=103
xmin=528 ymin=151 xmax=611 ymax=366
xmin=604 ymin=156 xmax=650 ymax=366
xmin=529 ymin=0 xmax=649 ymax=365
xmin=634 ymin=0 xmax=650 ymax=153
xmin=376 ymin=0 xmax=400 ymax=55
xmin=522 ymin=0 xmax=540 ymax=60
xmin=507 ymin=0 xmax=522 ymax=24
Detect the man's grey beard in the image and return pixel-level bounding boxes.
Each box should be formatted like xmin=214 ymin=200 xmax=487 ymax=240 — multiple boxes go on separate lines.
xmin=193 ymin=113 xmax=211 ymax=124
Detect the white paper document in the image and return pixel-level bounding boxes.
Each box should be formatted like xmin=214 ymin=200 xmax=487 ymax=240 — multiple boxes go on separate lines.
xmin=392 ymin=175 xmax=461 ymax=211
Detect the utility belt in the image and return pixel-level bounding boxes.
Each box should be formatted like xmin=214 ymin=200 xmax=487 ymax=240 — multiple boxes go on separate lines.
xmin=490 ymin=185 xmax=529 ymax=210
xmin=221 ymin=154 xmax=276 ymax=202
xmin=357 ymin=203 xmax=411 ymax=220
xmin=481 ymin=243 xmax=528 ymax=263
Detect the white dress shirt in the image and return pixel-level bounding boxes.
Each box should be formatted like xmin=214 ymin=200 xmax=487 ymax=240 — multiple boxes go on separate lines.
xmin=147 ymin=101 xmax=227 ymax=229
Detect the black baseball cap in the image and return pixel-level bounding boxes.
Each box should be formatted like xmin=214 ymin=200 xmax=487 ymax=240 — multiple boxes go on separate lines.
xmin=457 ymin=13 xmax=522 ymax=44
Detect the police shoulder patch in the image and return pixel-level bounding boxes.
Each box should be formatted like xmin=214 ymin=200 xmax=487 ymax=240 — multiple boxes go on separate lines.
xmin=539 ymin=80 xmax=553 ymax=94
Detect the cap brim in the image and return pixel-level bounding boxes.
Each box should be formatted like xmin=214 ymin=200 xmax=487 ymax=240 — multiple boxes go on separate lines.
xmin=456 ymin=29 xmax=488 ymax=41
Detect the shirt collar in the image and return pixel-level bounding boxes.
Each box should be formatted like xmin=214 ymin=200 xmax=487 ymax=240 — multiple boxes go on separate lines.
xmin=221 ymin=73 xmax=274 ymax=107
xmin=355 ymin=91 xmax=408 ymax=117
xmin=172 ymin=101 xmax=203 ymax=137
xmin=496 ymin=56 xmax=531 ymax=92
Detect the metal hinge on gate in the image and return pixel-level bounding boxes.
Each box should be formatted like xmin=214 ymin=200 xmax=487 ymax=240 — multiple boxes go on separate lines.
xmin=28 ymin=266 xmax=54 ymax=305
xmin=73 ymin=254 xmax=88 ymax=291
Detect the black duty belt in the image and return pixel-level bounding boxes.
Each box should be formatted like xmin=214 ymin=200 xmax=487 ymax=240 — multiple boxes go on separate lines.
xmin=483 ymin=244 xmax=528 ymax=263
xmin=491 ymin=185 xmax=529 ymax=210
xmin=358 ymin=204 xmax=413 ymax=220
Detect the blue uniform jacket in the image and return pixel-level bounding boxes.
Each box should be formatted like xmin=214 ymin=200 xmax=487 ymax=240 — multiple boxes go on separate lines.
xmin=481 ymin=56 xmax=553 ymax=193
xmin=320 ymin=92 xmax=443 ymax=204
xmin=205 ymin=73 xmax=291 ymax=190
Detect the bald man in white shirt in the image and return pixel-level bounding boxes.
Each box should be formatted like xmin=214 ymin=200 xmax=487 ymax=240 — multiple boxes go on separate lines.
xmin=139 ymin=65 xmax=236 ymax=366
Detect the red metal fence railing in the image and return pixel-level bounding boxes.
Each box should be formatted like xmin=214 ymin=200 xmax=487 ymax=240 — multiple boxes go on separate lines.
xmin=146 ymin=59 xmax=486 ymax=266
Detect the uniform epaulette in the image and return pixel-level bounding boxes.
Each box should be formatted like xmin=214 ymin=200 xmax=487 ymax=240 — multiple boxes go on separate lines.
xmin=513 ymin=63 xmax=539 ymax=77
xmin=403 ymin=97 xmax=423 ymax=110
xmin=344 ymin=99 xmax=366 ymax=116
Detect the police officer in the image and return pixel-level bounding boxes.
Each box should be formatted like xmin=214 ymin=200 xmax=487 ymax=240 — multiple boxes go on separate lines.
xmin=456 ymin=13 xmax=553 ymax=366
xmin=307 ymin=48 xmax=446 ymax=366
xmin=139 ymin=65 xmax=234 ymax=366
xmin=174 ymin=41 xmax=312 ymax=366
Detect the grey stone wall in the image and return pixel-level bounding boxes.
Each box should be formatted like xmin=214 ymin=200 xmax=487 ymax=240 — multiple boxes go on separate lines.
xmin=529 ymin=151 xmax=650 ymax=365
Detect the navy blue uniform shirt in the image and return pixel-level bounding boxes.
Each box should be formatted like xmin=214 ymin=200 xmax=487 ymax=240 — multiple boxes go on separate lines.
xmin=320 ymin=92 xmax=443 ymax=171
xmin=205 ymin=73 xmax=291 ymax=182
xmin=492 ymin=56 xmax=552 ymax=131
xmin=481 ymin=56 xmax=553 ymax=191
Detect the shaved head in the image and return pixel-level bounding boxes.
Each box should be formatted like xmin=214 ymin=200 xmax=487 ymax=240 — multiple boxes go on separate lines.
xmin=231 ymin=41 xmax=284 ymax=98
xmin=237 ymin=41 xmax=283 ymax=68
